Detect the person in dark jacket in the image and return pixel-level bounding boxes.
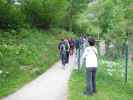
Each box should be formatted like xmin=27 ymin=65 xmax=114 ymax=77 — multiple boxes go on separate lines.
xmin=64 ymin=39 xmax=70 ymax=64
xmin=58 ymin=39 xmax=66 ymax=66
xmin=69 ymin=38 xmax=75 ymax=56
xmin=75 ymin=38 xmax=81 ymax=70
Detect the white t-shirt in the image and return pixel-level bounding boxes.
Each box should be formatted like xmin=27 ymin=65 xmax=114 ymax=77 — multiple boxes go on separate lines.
xmin=82 ymin=46 xmax=98 ymax=67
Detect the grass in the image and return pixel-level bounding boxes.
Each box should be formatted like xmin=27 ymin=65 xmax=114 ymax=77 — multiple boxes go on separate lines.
xmin=69 ymin=59 xmax=133 ymax=100
xmin=0 ymin=28 xmax=76 ymax=98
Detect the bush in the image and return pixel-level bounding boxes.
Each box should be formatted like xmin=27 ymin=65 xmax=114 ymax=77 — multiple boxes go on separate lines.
xmin=21 ymin=0 xmax=70 ymax=29
xmin=0 ymin=0 xmax=25 ymax=30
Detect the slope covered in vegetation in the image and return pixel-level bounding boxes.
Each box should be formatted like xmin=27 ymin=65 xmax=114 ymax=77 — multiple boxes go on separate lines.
xmin=0 ymin=28 xmax=75 ymax=97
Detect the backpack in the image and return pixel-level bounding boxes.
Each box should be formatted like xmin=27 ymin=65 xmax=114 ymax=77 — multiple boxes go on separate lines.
xmin=64 ymin=42 xmax=69 ymax=51
xmin=59 ymin=43 xmax=65 ymax=52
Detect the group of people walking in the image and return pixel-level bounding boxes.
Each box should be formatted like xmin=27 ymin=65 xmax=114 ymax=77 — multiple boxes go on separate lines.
xmin=58 ymin=38 xmax=75 ymax=67
xmin=58 ymin=36 xmax=98 ymax=96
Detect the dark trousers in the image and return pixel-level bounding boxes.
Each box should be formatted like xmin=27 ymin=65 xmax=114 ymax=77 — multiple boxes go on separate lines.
xmin=60 ymin=52 xmax=66 ymax=65
xmin=76 ymin=48 xmax=80 ymax=70
xmin=66 ymin=51 xmax=69 ymax=63
xmin=85 ymin=67 xmax=97 ymax=94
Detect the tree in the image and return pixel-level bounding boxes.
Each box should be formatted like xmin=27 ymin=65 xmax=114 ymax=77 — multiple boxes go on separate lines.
xmin=73 ymin=0 xmax=131 ymax=44
xmin=21 ymin=0 xmax=70 ymax=29
xmin=0 ymin=0 xmax=25 ymax=30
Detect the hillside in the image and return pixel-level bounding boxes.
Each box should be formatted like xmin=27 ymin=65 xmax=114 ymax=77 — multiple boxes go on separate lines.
xmin=0 ymin=28 xmax=76 ymax=97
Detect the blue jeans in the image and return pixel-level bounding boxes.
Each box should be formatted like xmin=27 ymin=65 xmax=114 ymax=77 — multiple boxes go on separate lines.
xmin=85 ymin=67 xmax=97 ymax=94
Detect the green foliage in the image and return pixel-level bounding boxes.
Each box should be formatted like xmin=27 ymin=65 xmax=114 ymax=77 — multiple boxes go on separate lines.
xmin=73 ymin=0 xmax=133 ymax=45
xmin=0 ymin=28 xmax=76 ymax=97
xmin=0 ymin=0 xmax=25 ymax=30
xmin=125 ymin=0 xmax=133 ymax=34
xmin=0 ymin=0 xmax=70 ymax=30
xmin=69 ymin=59 xmax=133 ymax=100
xmin=21 ymin=0 xmax=70 ymax=28
xmin=0 ymin=0 xmax=76 ymax=97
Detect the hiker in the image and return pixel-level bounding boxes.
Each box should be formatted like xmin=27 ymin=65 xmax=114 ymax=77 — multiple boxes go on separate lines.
xmin=64 ymin=39 xmax=70 ymax=64
xmin=80 ymin=36 xmax=84 ymax=56
xmin=82 ymin=37 xmax=98 ymax=96
xmin=58 ymin=39 xmax=66 ymax=66
xmin=75 ymin=38 xmax=81 ymax=70
xmin=69 ymin=38 xmax=75 ymax=56
xmin=83 ymin=36 xmax=89 ymax=50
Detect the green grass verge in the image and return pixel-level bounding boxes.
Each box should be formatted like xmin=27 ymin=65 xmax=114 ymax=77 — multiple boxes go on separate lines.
xmin=69 ymin=59 xmax=133 ymax=100
xmin=0 ymin=28 xmax=76 ymax=98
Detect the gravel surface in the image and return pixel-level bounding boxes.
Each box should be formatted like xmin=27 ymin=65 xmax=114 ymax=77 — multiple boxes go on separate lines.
xmin=3 ymin=56 xmax=75 ymax=100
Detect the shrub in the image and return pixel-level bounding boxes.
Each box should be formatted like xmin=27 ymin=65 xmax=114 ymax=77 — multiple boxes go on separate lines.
xmin=21 ymin=0 xmax=70 ymax=29
xmin=0 ymin=0 xmax=25 ymax=30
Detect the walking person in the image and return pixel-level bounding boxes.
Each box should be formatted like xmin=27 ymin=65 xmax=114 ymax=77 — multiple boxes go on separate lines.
xmin=69 ymin=38 xmax=75 ymax=56
xmin=83 ymin=36 xmax=89 ymax=50
xmin=75 ymin=38 xmax=81 ymax=70
xmin=80 ymin=36 xmax=84 ymax=56
xmin=58 ymin=39 xmax=66 ymax=67
xmin=64 ymin=39 xmax=70 ymax=64
xmin=82 ymin=38 xmax=98 ymax=96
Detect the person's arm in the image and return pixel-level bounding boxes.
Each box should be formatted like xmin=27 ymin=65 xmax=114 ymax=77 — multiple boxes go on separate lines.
xmin=94 ymin=47 xmax=98 ymax=57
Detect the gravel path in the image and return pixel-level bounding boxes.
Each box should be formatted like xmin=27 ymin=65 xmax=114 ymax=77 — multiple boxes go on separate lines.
xmin=3 ymin=56 xmax=75 ymax=100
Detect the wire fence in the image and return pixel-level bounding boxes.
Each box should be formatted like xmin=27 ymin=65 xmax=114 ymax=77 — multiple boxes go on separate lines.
xmin=97 ymin=38 xmax=133 ymax=83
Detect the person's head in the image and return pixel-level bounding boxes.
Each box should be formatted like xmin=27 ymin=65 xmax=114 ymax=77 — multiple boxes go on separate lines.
xmin=88 ymin=38 xmax=95 ymax=46
xmin=61 ymin=39 xmax=64 ymax=41
xmin=70 ymin=38 xmax=73 ymax=40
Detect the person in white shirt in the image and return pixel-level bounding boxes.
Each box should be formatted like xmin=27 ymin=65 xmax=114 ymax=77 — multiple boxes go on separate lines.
xmin=82 ymin=37 xmax=98 ymax=96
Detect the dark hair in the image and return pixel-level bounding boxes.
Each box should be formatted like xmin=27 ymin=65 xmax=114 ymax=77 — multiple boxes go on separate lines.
xmin=61 ymin=39 xmax=64 ymax=41
xmin=88 ymin=38 xmax=95 ymax=46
